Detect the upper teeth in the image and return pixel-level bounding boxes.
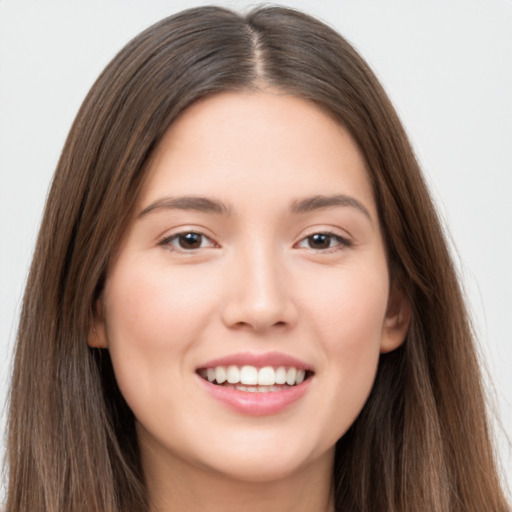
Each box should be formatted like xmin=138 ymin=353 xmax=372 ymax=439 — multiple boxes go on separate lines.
xmin=201 ymin=365 xmax=306 ymax=386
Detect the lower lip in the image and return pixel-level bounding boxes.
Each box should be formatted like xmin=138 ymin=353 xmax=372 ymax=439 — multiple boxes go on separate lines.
xmin=198 ymin=376 xmax=312 ymax=416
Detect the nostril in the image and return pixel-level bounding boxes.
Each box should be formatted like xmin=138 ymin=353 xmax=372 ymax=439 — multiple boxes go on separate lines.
xmin=228 ymin=319 xmax=289 ymax=332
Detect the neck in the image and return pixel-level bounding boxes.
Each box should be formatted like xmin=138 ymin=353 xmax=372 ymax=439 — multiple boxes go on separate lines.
xmin=141 ymin=442 xmax=335 ymax=512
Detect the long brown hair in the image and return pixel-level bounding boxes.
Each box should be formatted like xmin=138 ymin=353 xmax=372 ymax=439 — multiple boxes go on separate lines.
xmin=6 ymin=6 xmax=509 ymax=511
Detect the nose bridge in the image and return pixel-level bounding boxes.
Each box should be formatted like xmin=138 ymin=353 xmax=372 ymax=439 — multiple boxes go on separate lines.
xmin=222 ymin=236 xmax=296 ymax=331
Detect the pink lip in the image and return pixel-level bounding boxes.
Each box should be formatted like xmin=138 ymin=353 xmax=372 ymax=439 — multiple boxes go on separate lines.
xmin=197 ymin=375 xmax=312 ymax=416
xmin=196 ymin=351 xmax=314 ymax=416
xmin=197 ymin=351 xmax=312 ymax=370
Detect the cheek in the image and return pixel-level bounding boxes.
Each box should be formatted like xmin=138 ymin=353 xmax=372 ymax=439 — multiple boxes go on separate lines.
xmin=299 ymin=260 xmax=389 ymax=434
xmin=101 ymin=257 xmax=219 ymax=405
xmin=305 ymin=260 xmax=389 ymax=354
xmin=104 ymin=255 xmax=220 ymax=339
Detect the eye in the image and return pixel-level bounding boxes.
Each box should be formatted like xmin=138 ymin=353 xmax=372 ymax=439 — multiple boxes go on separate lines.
xmin=296 ymin=232 xmax=350 ymax=251
xmin=160 ymin=232 xmax=217 ymax=251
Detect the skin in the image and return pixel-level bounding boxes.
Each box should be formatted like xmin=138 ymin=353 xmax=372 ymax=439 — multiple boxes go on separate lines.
xmin=90 ymin=90 xmax=410 ymax=512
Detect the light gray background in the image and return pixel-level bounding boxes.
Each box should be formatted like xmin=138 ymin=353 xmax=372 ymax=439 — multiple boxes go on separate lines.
xmin=1 ymin=0 xmax=511 ymax=493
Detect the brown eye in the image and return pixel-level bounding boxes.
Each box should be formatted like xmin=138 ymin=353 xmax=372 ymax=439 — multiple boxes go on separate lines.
xmin=178 ymin=232 xmax=203 ymax=249
xmin=160 ymin=232 xmax=216 ymax=252
xmin=296 ymin=232 xmax=350 ymax=251
xmin=307 ymin=233 xmax=332 ymax=249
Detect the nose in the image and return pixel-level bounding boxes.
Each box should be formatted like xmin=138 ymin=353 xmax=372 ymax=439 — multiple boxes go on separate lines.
xmin=221 ymin=244 xmax=298 ymax=333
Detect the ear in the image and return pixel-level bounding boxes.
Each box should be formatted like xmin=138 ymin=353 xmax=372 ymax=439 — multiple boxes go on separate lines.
xmin=380 ymin=282 xmax=411 ymax=353
xmin=88 ymin=298 xmax=109 ymax=348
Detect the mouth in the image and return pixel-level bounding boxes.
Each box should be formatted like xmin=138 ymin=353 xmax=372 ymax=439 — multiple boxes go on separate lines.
xmin=196 ymin=353 xmax=314 ymax=415
xmin=197 ymin=365 xmax=314 ymax=393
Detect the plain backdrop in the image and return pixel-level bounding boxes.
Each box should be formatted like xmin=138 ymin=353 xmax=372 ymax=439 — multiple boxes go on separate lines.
xmin=1 ymin=0 xmax=511 ymax=494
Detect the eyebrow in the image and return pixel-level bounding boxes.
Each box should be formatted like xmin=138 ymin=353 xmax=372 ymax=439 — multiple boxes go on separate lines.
xmin=291 ymin=194 xmax=372 ymax=221
xmin=138 ymin=196 xmax=230 ymax=217
xmin=138 ymin=193 xmax=372 ymax=221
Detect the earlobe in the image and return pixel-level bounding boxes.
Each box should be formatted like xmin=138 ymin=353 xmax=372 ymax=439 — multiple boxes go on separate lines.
xmin=88 ymin=299 xmax=109 ymax=348
xmin=380 ymin=284 xmax=411 ymax=353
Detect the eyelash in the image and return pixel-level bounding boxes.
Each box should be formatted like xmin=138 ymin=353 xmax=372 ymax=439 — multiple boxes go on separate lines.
xmin=295 ymin=231 xmax=352 ymax=252
xmin=159 ymin=230 xmax=352 ymax=254
xmin=159 ymin=231 xmax=217 ymax=252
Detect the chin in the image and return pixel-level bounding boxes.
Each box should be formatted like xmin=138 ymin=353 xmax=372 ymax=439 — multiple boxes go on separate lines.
xmin=186 ymin=427 xmax=336 ymax=484
xmin=198 ymin=448 xmax=327 ymax=484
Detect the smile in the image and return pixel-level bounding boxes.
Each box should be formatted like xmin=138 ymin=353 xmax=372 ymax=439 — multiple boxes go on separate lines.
xmin=196 ymin=352 xmax=314 ymax=414
xmin=197 ymin=365 xmax=312 ymax=392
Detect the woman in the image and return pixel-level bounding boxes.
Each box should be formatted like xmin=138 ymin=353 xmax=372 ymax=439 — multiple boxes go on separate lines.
xmin=5 ymin=6 xmax=509 ymax=511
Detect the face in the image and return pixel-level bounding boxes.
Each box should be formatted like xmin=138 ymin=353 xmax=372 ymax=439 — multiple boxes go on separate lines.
xmin=91 ymin=91 xmax=409 ymax=485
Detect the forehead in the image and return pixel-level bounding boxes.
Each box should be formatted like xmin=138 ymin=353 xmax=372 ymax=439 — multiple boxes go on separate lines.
xmin=138 ymin=90 xmax=376 ymax=218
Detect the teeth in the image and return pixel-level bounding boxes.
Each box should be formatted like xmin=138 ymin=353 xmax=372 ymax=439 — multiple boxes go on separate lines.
xmin=240 ymin=365 xmax=258 ymax=385
xmin=226 ymin=365 xmax=240 ymax=384
xmin=286 ymin=367 xmax=297 ymax=386
xmin=257 ymin=366 xmax=275 ymax=386
xmin=200 ymin=364 xmax=309 ymax=387
xmin=275 ymin=366 xmax=287 ymax=384
xmin=236 ymin=384 xmax=286 ymax=392
xmin=215 ymin=366 xmax=227 ymax=384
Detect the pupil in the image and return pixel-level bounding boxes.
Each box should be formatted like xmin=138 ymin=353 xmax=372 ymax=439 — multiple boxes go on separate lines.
xmin=179 ymin=233 xmax=201 ymax=249
xmin=310 ymin=233 xmax=330 ymax=249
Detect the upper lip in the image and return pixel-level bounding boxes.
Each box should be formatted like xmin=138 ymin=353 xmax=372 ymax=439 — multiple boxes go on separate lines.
xmin=197 ymin=351 xmax=313 ymax=371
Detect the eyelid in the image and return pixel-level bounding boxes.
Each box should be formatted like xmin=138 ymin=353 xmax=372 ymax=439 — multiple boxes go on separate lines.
xmin=294 ymin=229 xmax=353 ymax=252
xmin=158 ymin=229 xmax=219 ymax=252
